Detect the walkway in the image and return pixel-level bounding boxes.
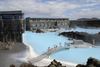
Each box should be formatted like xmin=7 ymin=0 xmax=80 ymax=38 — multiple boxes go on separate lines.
xmin=29 ymin=42 xmax=95 ymax=63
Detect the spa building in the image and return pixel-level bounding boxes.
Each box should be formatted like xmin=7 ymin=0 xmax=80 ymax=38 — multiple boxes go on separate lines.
xmin=26 ymin=17 xmax=70 ymax=30
xmin=0 ymin=11 xmax=24 ymax=43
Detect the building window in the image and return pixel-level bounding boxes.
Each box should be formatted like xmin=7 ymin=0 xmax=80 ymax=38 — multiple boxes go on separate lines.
xmin=2 ymin=15 xmax=12 ymax=19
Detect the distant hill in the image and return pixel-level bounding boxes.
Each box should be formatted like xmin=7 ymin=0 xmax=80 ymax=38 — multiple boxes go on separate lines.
xmin=77 ymin=18 xmax=100 ymax=21
xmin=70 ymin=18 xmax=100 ymax=28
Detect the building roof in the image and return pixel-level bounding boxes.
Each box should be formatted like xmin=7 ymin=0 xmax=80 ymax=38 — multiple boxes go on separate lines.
xmin=27 ymin=17 xmax=69 ymax=20
xmin=0 ymin=11 xmax=23 ymax=15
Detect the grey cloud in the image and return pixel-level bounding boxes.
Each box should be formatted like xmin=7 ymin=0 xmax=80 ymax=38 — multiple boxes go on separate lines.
xmin=0 ymin=0 xmax=100 ymax=19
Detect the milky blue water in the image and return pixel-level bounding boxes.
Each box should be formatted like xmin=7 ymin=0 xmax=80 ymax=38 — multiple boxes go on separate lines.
xmin=23 ymin=31 xmax=100 ymax=64
xmin=51 ymin=48 xmax=100 ymax=64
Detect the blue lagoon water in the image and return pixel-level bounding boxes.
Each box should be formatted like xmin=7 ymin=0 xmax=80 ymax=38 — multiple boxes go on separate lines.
xmin=23 ymin=31 xmax=100 ymax=64
xmin=51 ymin=48 xmax=100 ymax=64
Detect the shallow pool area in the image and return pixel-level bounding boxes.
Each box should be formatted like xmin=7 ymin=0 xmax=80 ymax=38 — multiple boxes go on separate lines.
xmin=51 ymin=48 xmax=100 ymax=64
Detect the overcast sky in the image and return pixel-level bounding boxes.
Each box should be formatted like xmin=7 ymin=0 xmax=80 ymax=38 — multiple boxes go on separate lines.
xmin=0 ymin=0 xmax=100 ymax=19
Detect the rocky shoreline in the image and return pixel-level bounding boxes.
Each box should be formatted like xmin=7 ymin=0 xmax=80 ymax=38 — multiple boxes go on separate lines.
xmin=9 ymin=58 xmax=100 ymax=67
xmin=59 ymin=32 xmax=100 ymax=45
xmin=9 ymin=59 xmax=70 ymax=67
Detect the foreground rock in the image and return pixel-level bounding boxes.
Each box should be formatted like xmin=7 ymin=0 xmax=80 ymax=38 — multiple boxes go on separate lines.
xmin=76 ymin=57 xmax=100 ymax=67
xmin=47 ymin=59 xmax=66 ymax=67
